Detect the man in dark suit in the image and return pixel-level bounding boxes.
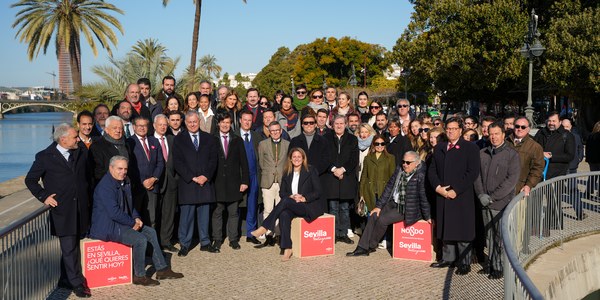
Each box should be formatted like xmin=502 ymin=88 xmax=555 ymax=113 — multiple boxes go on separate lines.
xmin=89 ymin=116 xmax=129 ymax=185
xmin=289 ymin=114 xmax=331 ymax=176
xmin=112 ymin=84 xmax=154 ymax=135
xmin=172 ymin=110 xmax=219 ymax=256
xmin=153 ymin=114 xmax=179 ymax=252
xmin=428 ymin=118 xmax=480 ymax=275
xmin=239 ymin=110 xmax=264 ymax=245
xmin=90 ymin=103 xmax=110 ymax=137
xmin=25 ymin=123 xmax=92 ymax=298
xmin=386 ymin=118 xmax=413 ymax=165
xmin=126 ymin=116 xmax=164 ymax=227
xmin=324 ymin=115 xmax=359 ymax=245
xmin=212 ymin=113 xmax=250 ymax=251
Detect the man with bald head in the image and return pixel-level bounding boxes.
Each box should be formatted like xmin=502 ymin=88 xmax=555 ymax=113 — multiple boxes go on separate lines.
xmin=112 ymin=83 xmax=154 ymax=135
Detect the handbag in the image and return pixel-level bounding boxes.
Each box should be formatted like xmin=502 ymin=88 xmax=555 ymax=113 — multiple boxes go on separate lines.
xmin=356 ymin=196 xmax=368 ymax=217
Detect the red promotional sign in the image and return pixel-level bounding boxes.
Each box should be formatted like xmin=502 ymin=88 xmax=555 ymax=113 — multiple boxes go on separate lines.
xmin=291 ymin=214 xmax=335 ymax=258
xmin=392 ymin=220 xmax=434 ymax=261
xmin=81 ymin=239 xmax=132 ymax=288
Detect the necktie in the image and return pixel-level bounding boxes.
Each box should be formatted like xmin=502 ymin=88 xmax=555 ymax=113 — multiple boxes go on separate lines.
xmin=274 ymin=142 xmax=279 ymax=164
xmin=223 ymin=135 xmax=229 ymax=158
xmin=160 ymin=136 xmax=168 ymax=162
xmin=244 ymin=133 xmax=250 ymax=143
xmin=142 ymin=137 xmax=150 ymax=160
xmin=448 ymin=142 xmax=454 ymax=150
xmin=67 ymin=149 xmax=75 ymax=169
xmin=193 ymin=134 xmax=199 ymax=150
xmin=125 ymin=124 xmax=131 ymax=138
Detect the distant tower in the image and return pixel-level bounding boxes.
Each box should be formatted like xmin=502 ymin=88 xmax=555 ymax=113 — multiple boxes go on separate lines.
xmin=58 ymin=41 xmax=73 ymax=95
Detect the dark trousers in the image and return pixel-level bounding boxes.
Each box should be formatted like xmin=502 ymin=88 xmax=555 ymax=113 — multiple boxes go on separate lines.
xmin=178 ymin=204 xmax=211 ymax=248
xmin=329 ymin=199 xmax=351 ymax=237
xmin=357 ymin=201 xmax=404 ymax=250
xmin=212 ymin=201 xmax=240 ymax=242
xmin=159 ymin=187 xmax=177 ymax=246
xmin=483 ymin=208 xmax=504 ymax=272
xmin=262 ymin=197 xmax=309 ymax=249
xmin=442 ymin=241 xmax=472 ymax=266
xmin=245 ymin=174 xmax=259 ymax=237
xmin=588 ymin=163 xmax=600 ymax=197
xmin=137 ymin=189 xmax=158 ymax=228
xmin=59 ymin=235 xmax=84 ymax=287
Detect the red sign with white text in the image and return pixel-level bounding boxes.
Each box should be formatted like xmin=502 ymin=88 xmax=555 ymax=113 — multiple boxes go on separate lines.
xmin=393 ymin=221 xmax=434 ymax=261
xmin=81 ymin=239 xmax=132 ymax=288
xmin=291 ymin=214 xmax=335 ymax=257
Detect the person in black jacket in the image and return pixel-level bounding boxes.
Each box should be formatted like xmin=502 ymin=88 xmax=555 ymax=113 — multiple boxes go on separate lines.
xmin=346 ymin=151 xmax=431 ymax=256
xmin=251 ymin=148 xmax=325 ymax=261
xmin=586 ymin=121 xmax=600 ymax=199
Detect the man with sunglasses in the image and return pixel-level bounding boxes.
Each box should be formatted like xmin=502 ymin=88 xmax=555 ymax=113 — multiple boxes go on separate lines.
xmin=290 ymin=114 xmax=332 ymax=180
xmin=396 ymin=99 xmax=415 ymax=126
xmin=293 ymin=84 xmax=310 ymax=111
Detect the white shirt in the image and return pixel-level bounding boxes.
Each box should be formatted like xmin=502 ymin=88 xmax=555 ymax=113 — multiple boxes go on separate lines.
xmin=240 ymin=129 xmax=252 ymax=141
xmin=154 ymin=132 xmax=169 ymax=154
xmin=56 ymin=144 xmax=70 ymax=161
xmin=291 ymin=171 xmax=300 ymax=195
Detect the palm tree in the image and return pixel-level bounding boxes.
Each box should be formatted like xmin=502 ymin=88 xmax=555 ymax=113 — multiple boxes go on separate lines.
xmin=11 ymin=0 xmax=123 ymax=96
xmin=162 ymin=0 xmax=245 ymax=91
xmin=199 ymin=54 xmax=222 ymax=81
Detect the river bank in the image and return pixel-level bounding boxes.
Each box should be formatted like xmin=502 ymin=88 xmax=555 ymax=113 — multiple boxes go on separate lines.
xmin=0 ymin=175 xmax=26 ymax=199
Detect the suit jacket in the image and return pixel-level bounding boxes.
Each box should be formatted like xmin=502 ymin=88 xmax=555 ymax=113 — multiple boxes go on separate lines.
xmin=144 ymin=96 xmax=163 ymax=120
xmin=258 ymin=138 xmax=290 ymax=189
xmin=240 ymin=130 xmax=264 ymax=206
xmin=173 ymin=130 xmax=218 ymax=205
xmin=89 ymin=136 xmax=129 ymax=183
xmin=90 ymin=123 xmax=104 ymax=137
xmin=214 ymin=132 xmax=250 ymax=202
xmin=533 ymin=126 xmax=575 ymax=179
xmin=25 ymin=143 xmax=90 ymax=236
xmin=126 ymin=135 xmax=164 ymax=193
xmin=289 ymin=133 xmax=332 ymax=176
xmin=323 ymin=132 xmax=359 ymax=199
xmin=279 ymin=166 xmax=325 ymax=222
xmin=159 ymin=134 xmax=178 ymax=194
xmin=428 ymin=138 xmax=480 ymax=241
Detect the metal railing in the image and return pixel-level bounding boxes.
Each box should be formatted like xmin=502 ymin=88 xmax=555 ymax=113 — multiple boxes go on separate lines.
xmin=1 ymin=205 xmax=60 ymax=300
xmin=502 ymin=171 xmax=600 ymax=300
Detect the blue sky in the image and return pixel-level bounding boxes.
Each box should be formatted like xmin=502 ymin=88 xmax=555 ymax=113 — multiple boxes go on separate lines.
xmin=0 ymin=0 xmax=414 ymax=87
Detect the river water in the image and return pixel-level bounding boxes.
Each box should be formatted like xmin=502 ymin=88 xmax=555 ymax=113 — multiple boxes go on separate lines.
xmin=0 ymin=112 xmax=73 ymax=183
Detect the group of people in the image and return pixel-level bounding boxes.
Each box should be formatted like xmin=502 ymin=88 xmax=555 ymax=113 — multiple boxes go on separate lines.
xmin=25 ymin=74 xmax=600 ymax=297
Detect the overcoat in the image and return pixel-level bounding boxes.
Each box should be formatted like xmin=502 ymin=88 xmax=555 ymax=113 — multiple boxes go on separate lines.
xmin=214 ymin=133 xmax=250 ymax=202
xmin=359 ymin=151 xmax=396 ymax=210
xmin=323 ymin=132 xmax=359 ymax=199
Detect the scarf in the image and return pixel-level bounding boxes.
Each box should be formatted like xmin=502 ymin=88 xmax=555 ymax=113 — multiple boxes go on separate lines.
xmin=280 ymin=108 xmax=299 ymax=131
xmin=292 ymin=96 xmax=310 ymax=111
xmin=357 ymin=135 xmax=374 ymax=151
xmin=131 ymin=101 xmax=142 ymax=114
xmin=392 ymin=167 xmax=418 ymax=214
xmin=103 ymin=134 xmax=129 ymax=159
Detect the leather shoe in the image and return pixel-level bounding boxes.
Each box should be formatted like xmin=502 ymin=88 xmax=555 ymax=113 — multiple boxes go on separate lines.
xmin=229 ymin=241 xmax=241 ymax=250
xmin=246 ymin=236 xmax=261 ymax=244
xmin=162 ymin=244 xmax=178 ymax=252
xmin=200 ymin=244 xmax=219 ymax=253
xmin=255 ymin=235 xmax=274 ymax=249
xmin=212 ymin=240 xmax=223 ymax=252
xmin=133 ymin=276 xmax=160 ymax=286
xmin=156 ymin=267 xmax=184 ymax=280
xmin=346 ymin=247 xmax=369 ymax=257
xmin=336 ymin=236 xmax=354 ymax=244
xmin=488 ymin=270 xmax=503 ymax=279
xmin=57 ymin=279 xmax=72 ymax=290
xmin=177 ymin=246 xmax=189 ymax=257
xmin=72 ymin=284 xmax=91 ymax=298
xmin=430 ymin=261 xmax=454 ymax=268
xmin=455 ymin=264 xmax=471 ymax=275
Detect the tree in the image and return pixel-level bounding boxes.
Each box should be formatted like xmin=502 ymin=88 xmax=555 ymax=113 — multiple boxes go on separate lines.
xmin=11 ymin=0 xmax=123 ymax=96
xmin=162 ymin=0 xmax=246 ymax=91
xmin=199 ymin=54 xmax=222 ymax=82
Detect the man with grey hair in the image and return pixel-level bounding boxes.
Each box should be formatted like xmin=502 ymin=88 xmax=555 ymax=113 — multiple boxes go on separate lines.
xmin=89 ymin=115 xmax=129 ymax=183
xmin=347 ymin=151 xmax=431 ymax=256
xmin=396 ymin=99 xmax=414 ymax=125
xmin=215 ymin=85 xmax=229 ymax=109
xmin=90 ymin=155 xmax=183 ymax=286
xmin=25 ymin=123 xmax=92 ymax=297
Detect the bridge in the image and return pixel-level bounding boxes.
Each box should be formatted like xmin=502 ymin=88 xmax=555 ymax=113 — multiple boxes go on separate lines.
xmin=0 ymin=100 xmax=79 ymax=119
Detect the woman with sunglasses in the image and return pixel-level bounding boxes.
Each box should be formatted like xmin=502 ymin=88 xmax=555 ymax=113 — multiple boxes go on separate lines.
xmin=275 ymin=94 xmax=301 ymax=138
xmin=359 ymin=135 xmax=396 ymax=216
xmin=301 ymin=89 xmax=328 ymax=116
xmin=417 ymin=122 xmax=433 ymax=160
xmin=329 ymin=92 xmax=356 ymax=127
xmin=366 ymin=100 xmax=383 ymax=127
xmin=259 ymin=96 xmax=271 ymax=110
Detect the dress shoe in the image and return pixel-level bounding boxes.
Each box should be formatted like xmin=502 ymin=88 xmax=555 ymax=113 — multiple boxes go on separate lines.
xmin=72 ymin=284 xmax=91 ymax=298
xmin=281 ymin=249 xmax=293 ymax=261
xmin=430 ymin=261 xmax=454 ymax=268
xmin=255 ymin=235 xmax=274 ymax=249
xmin=477 ymin=266 xmax=490 ymax=275
xmin=177 ymin=246 xmax=189 ymax=257
xmin=162 ymin=244 xmax=178 ymax=252
xmin=156 ymin=267 xmax=184 ymax=280
xmin=57 ymin=279 xmax=72 ymax=290
xmin=346 ymin=247 xmax=370 ymax=257
xmin=455 ymin=264 xmax=471 ymax=275
xmin=133 ymin=275 xmax=160 ymax=286
xmin=246 ymin=236 xmax=261 ymax=245
xmin=336 ymin=235 xmax=354 ymax=244
xmin=488 ymin=270 xmax=503 ymax=279
xmin=229 ymin=241 xmax=241 ymax=250
xmin=200 ymin=244 xmax=219 ymax=253
xmin=212 ymin=240 xmax=223 ymax=252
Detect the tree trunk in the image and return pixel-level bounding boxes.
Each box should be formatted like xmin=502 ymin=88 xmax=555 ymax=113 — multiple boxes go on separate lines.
xmin=188 ymin=0 xmax=202 ymax=92
xmin=69 ymin=35 xmax=82 ymax=100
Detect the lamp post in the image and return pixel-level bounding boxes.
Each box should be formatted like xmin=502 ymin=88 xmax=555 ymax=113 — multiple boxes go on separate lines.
xmin=348 ymin=64 xmax=358 ymax=106
xmin=401 ymin=68 xmax=411 ymax=100
xmin=290 ymin=75 xmax=296 ymax=97
xmin=520 ymin=9 xmax=545 ymax=125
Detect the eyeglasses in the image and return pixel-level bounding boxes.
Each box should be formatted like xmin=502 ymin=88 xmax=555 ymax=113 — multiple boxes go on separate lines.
xmin=296 ymin=91 xmax=307 ymax=95
xmin=269 ymin=129 xmax=281 ymax=132
xmin=398 ymin=104 xmax=409 ymax=108
xmin=418 ymin=128 xmax=430 ymax=133
xmin=302 ymin=121 xmax=316 ymax=125
xmin=446 ymin=127 xmax=460 ymax=131
xmin=260 ymin=102 xmax=269 ymax=105
xmin=514 ymin=125 xmax=528 ymax=130
xmin=312 ymin=95 xmax=323 ymax=99
xmin=374 ymin=142 xmax=386 ymax=146
xmin=369 ymin=106 xmax=381 ymax=109
xmin=401 ymin=160 xmax=415 ymax=165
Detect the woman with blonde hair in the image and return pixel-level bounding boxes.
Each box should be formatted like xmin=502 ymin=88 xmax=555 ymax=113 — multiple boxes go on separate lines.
xmin=356 ymin=123 xmax=377 ymax=180
xmin=359 ymin=135 xmax=396 ymax=216
xmin=251 ymin=148 xmax=325 ymax=261
xmin=329 ymin=91 xmax=355 ymax=126
xmin=216 ymin=90 xmax=242 ymax=132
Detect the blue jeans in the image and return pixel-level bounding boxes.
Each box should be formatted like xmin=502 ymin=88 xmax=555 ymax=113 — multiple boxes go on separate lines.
xmin=117 ymin=226 xmax=167 ymax=277
xmin=179 ymin=204 xmax=211 ymax=248
xmin=328 ymin=199 xmax=350 ymax=237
